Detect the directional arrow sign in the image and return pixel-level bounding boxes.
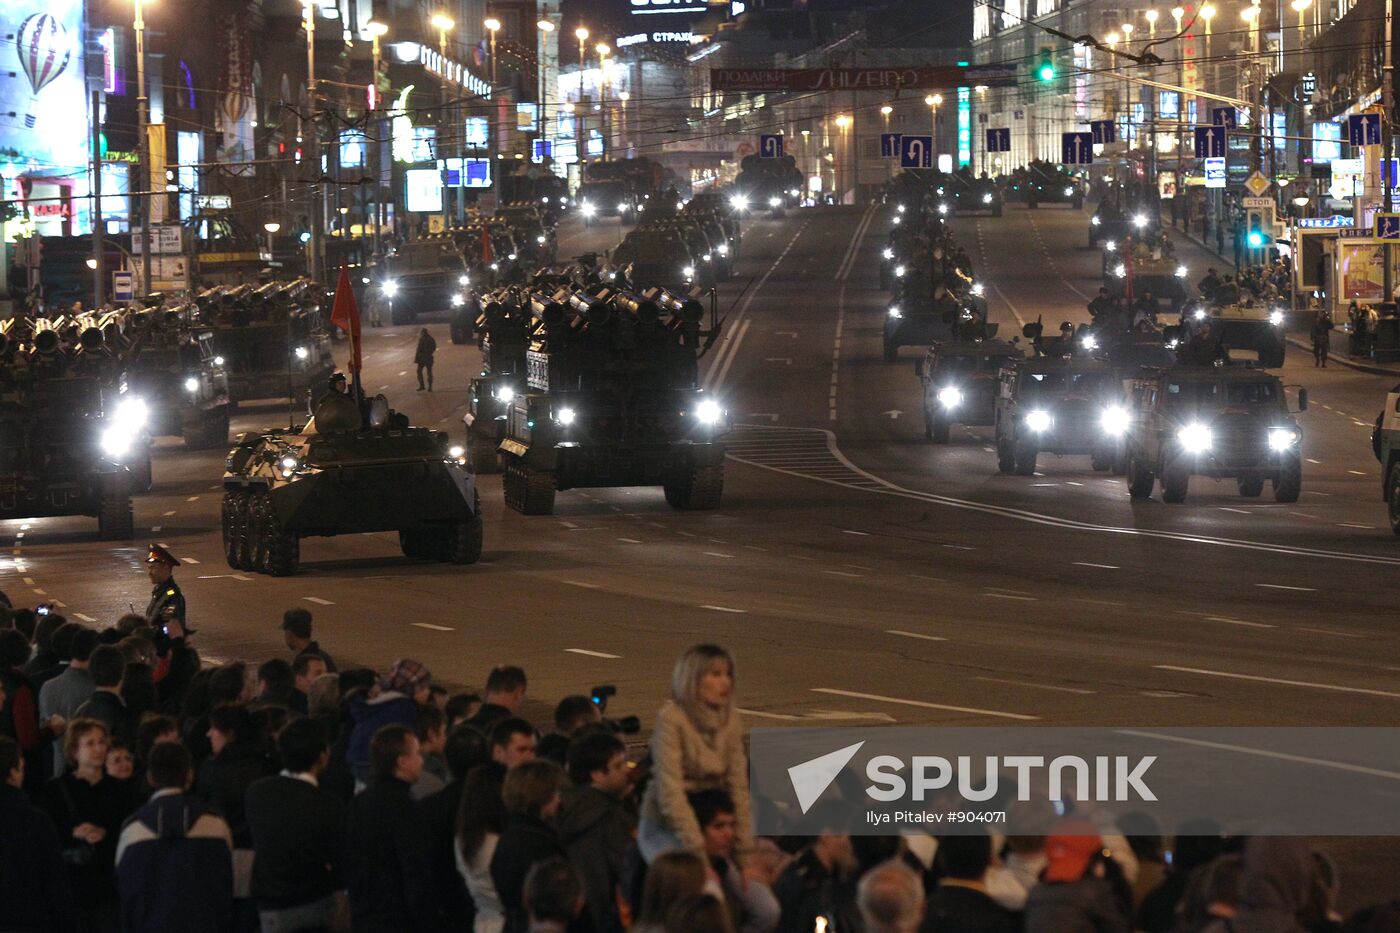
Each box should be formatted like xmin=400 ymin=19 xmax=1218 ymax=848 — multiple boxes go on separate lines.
xmin=1090 ymin=119 xmax=1116 ymax=145
xmin=1349 ymin=113 xmax=1382 ymax=147
xmin=880 ymin=133 xmax=902 ymax=158
xmin=1194 ymin=125 xmax=1226 ymax=159
xmin=985 ymin=128 xmax=1010 ymax=152
xmin=759 ymin=134 xmax=785 ymax=158
xmin=1061 ymin=131 xmax=1093 ymax=165
xmin=900 ymin=134 xmax=934 ymax=169
xmin=1211 ymin=106 xmax=1238 ymax=128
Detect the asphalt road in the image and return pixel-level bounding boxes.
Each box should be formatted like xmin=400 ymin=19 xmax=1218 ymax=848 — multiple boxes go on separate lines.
xmin=9 ymin=201 xmax=1400 ymax=904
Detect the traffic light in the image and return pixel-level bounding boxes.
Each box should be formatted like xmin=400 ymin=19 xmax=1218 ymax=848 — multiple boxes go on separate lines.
xmin=1246 ymin=228 xmax=1266 ymax=248
xmin=1037 ymin=48 xmax=1056 ymax=82
xmin=1245 ymin=209 xmax=1272 ymax=249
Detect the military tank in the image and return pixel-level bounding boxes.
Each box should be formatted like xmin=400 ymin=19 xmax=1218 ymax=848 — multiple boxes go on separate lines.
xmin=221 ymin=391 xmax=482 ymax=575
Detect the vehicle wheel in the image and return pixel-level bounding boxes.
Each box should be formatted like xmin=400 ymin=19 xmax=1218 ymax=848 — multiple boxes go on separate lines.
xmin=262 ymin=515 xmax=300 ymax=576
xmin=246 ymin=492 xmax=270 ymax=572
xmin=929 ymin=415 xmax=950 ymax=444
xmin=1013 ymin=440 xmax=1037 ymax=476
xmin=1388 ymin=464 xmax=1400 ymax=535
xmin=1127 ymin=454 xmax=1155 ymax=499
xmin=399 ymin=529 xmax=430 ymax=560
xmin=883 ymin=340 xmax=898 ymax=363
xmin=1238 ymin=477 xmax=1265 ymax=497
xmin=504 ymin=461 xmax=556 ymax=515
xmin=1274 ymin=453 xmax=1302 ymax=503
xmin=221 ymin=491 xmax=246 ymax=568
xmin=446 ymin=494 xmax=484 ymax=564
xmin=1091 ymin=450 xmax=1111 ymax=471
xmin=996 ymin=436 xmax=1016 ymax=474
xmin=1161 ymin=459 xmax=1190 ymax=503
xmin=664 ymin=463 xmax=724 ymax=510
xmin=97 ymin=478 xmax=134 ymax=541
xmin=467 ymin=432 xmax=503 ymax=474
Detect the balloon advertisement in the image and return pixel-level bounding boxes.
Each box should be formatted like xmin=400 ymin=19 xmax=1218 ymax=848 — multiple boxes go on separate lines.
xmin=1 ymin=0 xmax=88 ymax=176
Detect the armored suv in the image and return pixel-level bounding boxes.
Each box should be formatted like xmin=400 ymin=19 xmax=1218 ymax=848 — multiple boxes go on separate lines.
xmin=994 ymin=357 xmax=1128 ymax=475
xmin=918 ymin=330 xmax=1023 ymax=442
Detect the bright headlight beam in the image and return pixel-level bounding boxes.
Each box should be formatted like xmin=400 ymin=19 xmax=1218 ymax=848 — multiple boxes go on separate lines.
xmin=888 ymin=306 xmax=903 ymax=319
xmin=381 ymin=280 xmax=398 ymax=297
xmin=1178 ymin=422 xmax=1213 ymax=453
xmin=556 ymin=407 xmax=577 ymax=426
xmin=100 ymin=426 xmax=132 ymax=458
xmin=1268 ymin=427 xmax=1298 ymax=451
xmin=1100 ymin=405 xmax=1129 ymax=435
xmin=695 ymin=399 xmax=723 ymax=424
xmin=937 ymin=386 xmax=963 ymax=408
xmin=1176 ymin=265 xmax=1188 ymax=277
xmin=1269 ymin=310 xmax=1284 ymax=326
xmin=184 ymin=377 xmax=199 ymax=393
xmin=1026 ymin=410 xmax=1051 ymax=432
xmin=449 ymin=445 xmax=465 ymax=459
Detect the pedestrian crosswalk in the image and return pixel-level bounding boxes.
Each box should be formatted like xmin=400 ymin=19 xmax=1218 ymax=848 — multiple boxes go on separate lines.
xmin=726 ymin=424 xmax=886 ymax=490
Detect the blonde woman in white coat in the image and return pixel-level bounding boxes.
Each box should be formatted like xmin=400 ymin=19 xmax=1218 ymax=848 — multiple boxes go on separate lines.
xmin=638 ymin=644 xmax=753 ymax=865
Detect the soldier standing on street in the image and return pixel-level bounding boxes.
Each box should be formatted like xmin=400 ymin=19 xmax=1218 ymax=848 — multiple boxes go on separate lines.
xmin=143 ymin=545 xmax=186 ymax=630
xmin=415 ymin=328 xmax=437 ymax=392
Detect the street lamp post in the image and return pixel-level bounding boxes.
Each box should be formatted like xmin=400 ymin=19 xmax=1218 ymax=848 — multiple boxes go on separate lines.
xmin=1172 ymin=6 xmax=1185 ymax=222
xmin=596 ymin=43 xmax=610 ymax=160
xmin=574 ymin=27 xmax=588 ymax=168
xmin=431 ymin=13 xmax=454 ymax=227
xmin=1241 ymin=3 xmax=1262 ymax=174
xmin=1200 ymin=4 xmax=1216 ymax=108
xmin=924 ymin=95 xmax=942 ymax=161
xmin=367 ymin=20 xmax=387 ymax=260
xmin=484 ymin=18 xmax=500 ymax=88
xmin=834 ymin=114 xmax=851 ymax=202
xmin=263 ymin=222 xmax=281 ymax=260
xmin=134 ymin=0 xmax=152 ymax=296
xmin=537 ymin=19 xmax=555 ymax=161
xmin=619 ymin=90 xmax=630 ymax=155
xmin=302 ymin=0 xmax=322 ymax=283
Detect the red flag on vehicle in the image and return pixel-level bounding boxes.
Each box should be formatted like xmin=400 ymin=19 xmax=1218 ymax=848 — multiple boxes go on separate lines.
xmin=480 ymin=227 xmax=494 ymax=265
xmin=329 ymin=264 xmax=362 ymax=373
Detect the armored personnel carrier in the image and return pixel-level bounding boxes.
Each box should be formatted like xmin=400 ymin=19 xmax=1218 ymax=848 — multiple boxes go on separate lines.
xmin=497 ymin=285 xmax=728 ymax=514
xmin=1195 ymin=287 xmax=1287 ymax=368
xmin=193 ymin=279 xmax=336 ymax=406
xmin=374 ymin=239 xmax=472 ymax=326
xmin=994 ymin=349 xmax=1127 ymax=475
xmin=918 ymin=324 xmax=1023 ymax=442
xmin=0 ymin=318 xmax=152 ymax=539
xmin=221 ymin=391 xmax=482 ymax=575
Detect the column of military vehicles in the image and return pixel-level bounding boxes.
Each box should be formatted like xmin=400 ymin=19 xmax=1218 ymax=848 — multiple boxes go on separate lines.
xmin=882 ymin=178 xmax=1307 ymax=505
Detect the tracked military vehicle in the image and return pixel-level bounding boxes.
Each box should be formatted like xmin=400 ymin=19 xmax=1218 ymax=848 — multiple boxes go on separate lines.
xmin=193 ymin=279 xmax=335 ymax=406
xmin=221 ymin=391 xmax=483 ymax=575
xmin=497 ymin=285 xmax=728 ymax=514
xmin=0 ymin=318 xmax=153 ymax=539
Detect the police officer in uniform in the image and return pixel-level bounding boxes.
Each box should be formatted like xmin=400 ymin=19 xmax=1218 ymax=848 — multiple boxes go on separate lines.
xmin=143 ymin=544 xmax=186 ymax=629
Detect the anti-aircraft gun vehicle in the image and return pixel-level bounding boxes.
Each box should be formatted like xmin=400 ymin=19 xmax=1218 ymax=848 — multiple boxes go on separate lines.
xmin=193 ymin=279 xmax=336 ymax=407
xmin=496 ymin=285 xmax=729 ymax=514
xmin=463 ymin=289 xmax=533 ymax=473
xmin=0 ymin=317 xmax=153 ymax=539
xmin=221 ymin=390 xmax=483 ymax=576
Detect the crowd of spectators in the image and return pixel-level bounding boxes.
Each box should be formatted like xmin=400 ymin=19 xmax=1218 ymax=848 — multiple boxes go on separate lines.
xmin=1 ymin=601 xmax=1398 ymax=933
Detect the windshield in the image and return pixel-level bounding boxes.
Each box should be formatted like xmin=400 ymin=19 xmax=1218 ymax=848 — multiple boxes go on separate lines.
xmin=1224 ymin=381 xmax=1279 ymax=404
xmin=1022 ymin=371 xmax=1112 ymax=395
xmin=1164 ymin=380 xmax=1219 ymax=404
xmin=580 ymin=182 xmax=624 ymax=200
xmin=398 ymin=243 xmax=457 ymax=270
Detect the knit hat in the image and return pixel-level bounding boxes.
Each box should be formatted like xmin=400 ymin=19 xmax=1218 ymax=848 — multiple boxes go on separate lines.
xmin=385 ymin=658 xmax=431 ymax=694
xmin=1042 ymin=820 xmax=1104 ymax=883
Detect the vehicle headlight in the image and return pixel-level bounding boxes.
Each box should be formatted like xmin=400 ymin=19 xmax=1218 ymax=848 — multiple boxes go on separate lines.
xmin=100 ymin=426 xmax=132 ymax=458
xmin=1100 ymin=405 xmax=1129 ymax=435
xmin=703 ymin=253 xmax=712 ymax=262
xmin=115 ymin=397 xmax=148 ymax=430
xmin=1105 ymin=240 xmax=1116 ymax=252
xmin=1194 ymin=308 xmax=1207 ymax=321
xmin=893 ymin=215 xmax=902 ymax=225
xmin=888 ymin=305 xmax=903 ymax=319
xmin=490 ymin=262 xmax=499 ymax=271
xmin=971 ymin=282 xmax=984 ymax=296
xmin=213 ymin=356 xmax=225 ymax=366
xmin=556 ymin=407 xmax=577 ymax=426
xmin=883 ymin=247 xmax=894 ymax=260
xmin=937 ymin=204 xmax=948 ymax=215
xmin=769 ymin=196 xmax=781 ymax=207
xmin=1114 ymin=263 xmax=1127 ymax=278
xmin=1268 ymin=427 xmax=1298 ymax=451
xmin=494 ymin=385 xmax=515 ymax=404
xmin=983 ymin=193 xmax=993 ymax=203
xmin=718 ymin=243 xmax=729 ymax=256
xmin=1178 ymin=422 xmax=1213 ymax=452
xmin=536 ymin=236 xmax=546 ymax=244
xmin=1133 ymin=214 xmax=1147 ymax=228
xmin=184 ymin=376 xmax=199 ymax=393
xmin=895 ymin=265 xmax=906 ymax=278
xmin=896 ymin=204 xmax=906 ymax=213
xmin=448 ymin=445 xmax=465 ymax=461
xmin=937 ymin=386 xmax=963 ymax=408
xmin=1025 ymin=410 xmax=1052 ymax=433
xmin=1064 ymin=187 xmax=1074 ymax=197
xmin=1092 ymin=216 xmax=1101 ymax=225
xmin=1176 ymin=265 xmax=1188 ymax=278
xmin=789 ymin=189 xmax=800 ymax=197
xmin=695 ymin=399 xmax=723 ymax=424
xmin=451 ymin=294 xmax=465 ymax=307
xmin=617 ymin=204 xmax=627 ymax=213
xmin=730 ymin=194 xmax=748 ymax=211
xmin=581 ymin=202 xmax=596 ymax=216
xmin=683 ymin=265 xmax=696 ymax=279
xmin=1082 ymin=333 xmax=1099 ymax=350
xmin=1269 ymin=310 xmax=1285 ymax=326
xmin=381 ymin=280 xmax=398 ymax=297
xmin=281 ymin=455 xmax=299 ymax=472
xmin=508 ymin=253 xmax=517 ymax=261
xmin=295 ymin=346 xmax=309 ymax=360
xmin=459 ymin=274 xmax=470 ymax=286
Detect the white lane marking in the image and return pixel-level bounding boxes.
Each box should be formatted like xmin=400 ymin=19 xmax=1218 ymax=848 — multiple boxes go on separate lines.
xmin=704 ymin=222 xmax=807 ymax=390
xmin=562 ymin=580 xmax=600 ymax=589
xmin=834 ymin=203 xmax=877 ymax=281
xmin=74 ymin=613 xmax=96 ymax=623
xmin=822 ymin=569 xmax=862 ymax=578
xmin=186 ymin=496 xmax=199 ymax=502
xmin=812 ymin=687 xmax=1039 ymax=721
xmin=1065 ymin=481 xmax=1084 ymax=487
xmin=829 ymin=285 xmax=846 ymax=422
xmin=1296 ymin=626 xmax=1365 ymax=639
xmin=842 ymin=529 xmax=870 ymax=536
xmin=21 ymin=577 xmax=33 ymax=585
xmin=1348 ymin=470 xmax=1368 ymax=476
xmin=1117 ymin=729 xmax=1400 ymax=782
xmin=231 ymin=574 xmax=252 ymax=582
xmin=743 ymin=545 xmax=768 ymax=552
xmin=179 ymin=557 xmax=200 ymax=565
xmin=972 ymin=676 xmax=1096 ymax=695
xmin=1339 ymin=523 xmax=1375 ymax=529
xmin=1306 ymin=458 xmax=1322 ymax=464
xmin=942 ymin=544 xmax=975 ymax=551
xmin=700 ymin=604 xmax=747 ymax=613
xmin=1156 ymin=665 xmax=1400 ymax=699
xmin=709 ymin=318 xmax=751 ymax=396
xmin=1204 ymin=616 xmax=1276 ymax=629
xmin=703 ymin=551 xmax=735 ymax=559
xmin=565 ymin=648 xmax=621 ymax=659
xmin=411 ymin=622 xmax=454 ymax=632
xmin=1255 ymin=583 xmax=1316 ymax=592
xmin=676 ymin=531 xmax=696 ymax=537
xmin=617 ymin=537 xmax=642 ymax=544
xmin=908 ymin=573 xmax=946 ymax=582
xmin=886 ymin=629 xmax=948 ymax=642
xmin=558 ymin=521 xmax=579 ymax=529
xmin=736 ymin=707 xmax=801 ymax=721
xmin=303 ymin=596 xmax=334 ymax=605
xmin=151 ymin=526 xmax=161 ymax=533
xmin=1074 ymin=562 xmax=1119 ymax=569
xmin=163 ymin=510 xmax=176 ymax=517
xmin=1220 ymin=507 xmax=1251 ymax=515
xmin=31 ymin=588 xmax=45 ymax=595
xmin=984 ymin=592 xmax=1037 ymax=601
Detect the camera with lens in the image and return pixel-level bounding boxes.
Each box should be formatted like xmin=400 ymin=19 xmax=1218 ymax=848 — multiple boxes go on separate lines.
xmin=590 ymin=685 xmax=639 ymax=735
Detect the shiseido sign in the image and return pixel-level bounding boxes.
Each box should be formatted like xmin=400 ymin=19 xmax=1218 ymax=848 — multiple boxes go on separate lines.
xmin=710 ymin=64 xmax=1017 ymax=93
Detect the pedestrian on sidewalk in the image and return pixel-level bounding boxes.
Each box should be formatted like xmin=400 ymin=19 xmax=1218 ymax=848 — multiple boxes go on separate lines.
xmin=415 ymin=328 xmax=437 ymax=392
xmin=1311 ymin=309 xmax=1333 ymax=368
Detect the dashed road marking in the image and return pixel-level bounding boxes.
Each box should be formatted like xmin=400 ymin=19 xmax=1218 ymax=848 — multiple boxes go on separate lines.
xmin=186 ymin=496 xmax=199 ymax=502
xmin=74 ymin=613 xmax=96 ymax=623
xmin=822 ymin=569 xmax=862 ymax=578
xmin=972 ymin=676 xmax=1096 ymax=695
xmin=1156 ymin=665 xmax=1400 ymax=699
xmin=163 ymin=510 xmax=177 ymax=517
xmin=303 ymin=596 xmax=334 ymax=605
xmin=703 ymin=551 xmax=735 ymax=559
xmin=1205 ymin=616 xmax=1276 ymax=629
xmin=1296 ymin=626 xmax=1365 ymax=639
xmin=812 ymin=687 xmax=1039 ymax=721
xmin=1073 ymin=562 xmax=1119 ymax=569
xmin=886 ymin=629 xmax=947 ymax=642
xmin=617 ymin=537 xmax=643 ymax=544
xmin=564 ymin=648 xmax=621 ymax=659
xmin=984 ymin=592 xmax=1037 ymax=601
xmin=842 ymin=529 xmax=870 ymax=536
xmin=700 ymin=604 xmax=747 ymax=613
xmin=411 ymin=622 xmax=454 ymax=632
xmin=1255 ymin=583 xmax=1316 ymax=592
xmin=562 ymin=580 xmax=600 ymax=590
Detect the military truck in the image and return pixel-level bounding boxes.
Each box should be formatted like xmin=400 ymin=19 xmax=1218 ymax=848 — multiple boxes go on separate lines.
xmin=1372 ymin=387 xmax=1400 ymax=532
xmin=1124 ymin=364 xmax=1305 ymax=503
xmin=375 ymin=239 xmax=472 ymax=326
xmin=0 ymin=319 xmax=153 ymax=539
xmin=943 ymin=175 xmax=1004 ymax=217
xmin=221 ymin=392 xmax=482 ymax=575
xmin=885 ymin=270 xmax=986 ymax=362
xmin=1020 ymin=163 xmax=1084 ymax=209
xmin=497 ymin=286 xmax=727 ymax=514
xmin=463 ymin=290 xmax=532 ymax=473
xmin=918 ymin=326 xmax=1023 ymax=442
xmin=613 ymin=228 xmax=697 ymax=292
xmin=1198 ymin=292 xmax=1288 ymax=367
xmin=194 ymin=280 xmax=336 ymax=406
xmin=994 ymin=355 xmax=1127 ymax=475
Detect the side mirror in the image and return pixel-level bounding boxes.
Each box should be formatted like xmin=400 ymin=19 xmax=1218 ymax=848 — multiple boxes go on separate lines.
xmin=1297 ymin=387 xmax=1309 ymax=411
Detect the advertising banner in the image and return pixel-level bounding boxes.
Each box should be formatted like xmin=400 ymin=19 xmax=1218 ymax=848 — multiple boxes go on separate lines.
xmin=710 ymin=64 xmax=1016 ymax=93
xmin=0 ymin=0 xmax=88 ymax=178
xmin=1339 ymin=242 xmax=1385 ymax=300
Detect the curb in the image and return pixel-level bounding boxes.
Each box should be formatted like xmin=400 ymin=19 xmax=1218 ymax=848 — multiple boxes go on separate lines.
xmin=1282 ymin=336 xmax=1400 ymax=378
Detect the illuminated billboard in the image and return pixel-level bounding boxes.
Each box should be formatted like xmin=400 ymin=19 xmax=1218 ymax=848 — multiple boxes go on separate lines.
xmin=0 ymin=0 xmax=89 ymax=175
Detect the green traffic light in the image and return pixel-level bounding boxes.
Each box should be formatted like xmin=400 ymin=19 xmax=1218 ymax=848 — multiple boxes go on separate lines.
xmin=1247 ymin=231 xmax=1265 ymax=248
xmin=1039 ymin=63 xmax=1055 ymax=81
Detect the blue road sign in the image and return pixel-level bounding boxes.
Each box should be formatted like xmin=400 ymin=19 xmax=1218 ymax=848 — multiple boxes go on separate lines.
xmin=532 ymin=139 xmax=553 ymax=162
xmin=759 ymin=134 xmax=784 ymax=158
xmin=1204 ymin=157 xmax=1226 ymax=189
xmin=1349 ymin=113 xmax=1382 ymax=147
xmin=900 ymin=134 xmax=934 ymax=168
xmin=1061 ymin=131 xmax=1093 ymax=165
xmin=112 ymin=271 xmax=134 ymax=303
xmin=1376 ymin=214 xmax=1400 ymax=239
xmin=1194 ymin=125 xmax=1226 ymax=159
xmin=880 ymin=133 xmax=902 ymax=158
xmin=1381 ymin=158 xmax=1400 ymax=187
xmin=985 ymin=128 xmax=1010 ymax=152
xmin=1211 ymin=107 xmax=1237 ymax=128
xmin=1090 ymin=120 xmax=1116 ymax=145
